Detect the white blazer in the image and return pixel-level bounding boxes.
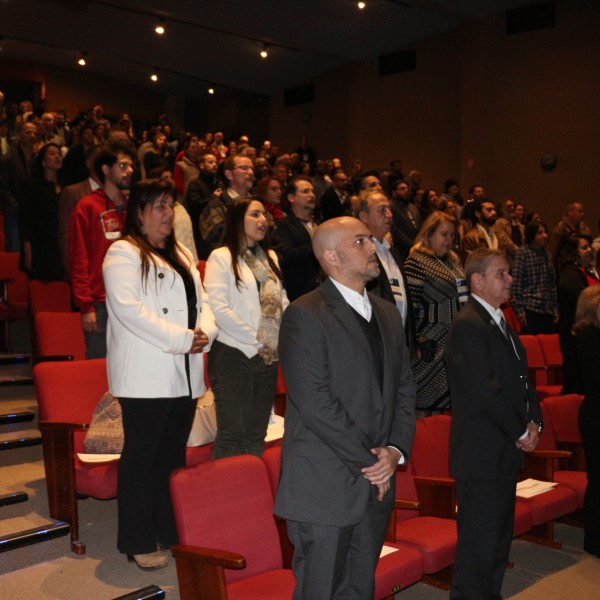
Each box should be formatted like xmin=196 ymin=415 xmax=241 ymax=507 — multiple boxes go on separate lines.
xmin=204 ymin=246 xmax=289 ymax=358
xmin=103 ymin=239 xmax=217 ymax=398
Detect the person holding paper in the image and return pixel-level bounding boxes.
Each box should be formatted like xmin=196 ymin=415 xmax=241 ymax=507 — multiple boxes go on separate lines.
xmin=445 ymin=248 xmax=542 ymax=599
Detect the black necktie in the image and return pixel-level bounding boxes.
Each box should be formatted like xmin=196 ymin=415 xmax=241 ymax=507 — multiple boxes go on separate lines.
xmin=499 ymin=315 xmax=509 ymax=339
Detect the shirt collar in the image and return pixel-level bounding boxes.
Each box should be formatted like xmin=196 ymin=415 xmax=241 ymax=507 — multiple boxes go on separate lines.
xmin=330 ymin=277 xmax=372 ymax=321
xmin=471 ymin=293 xmax=503 ymax=326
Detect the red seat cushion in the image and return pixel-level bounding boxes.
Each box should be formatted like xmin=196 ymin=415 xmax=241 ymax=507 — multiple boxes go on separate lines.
xmin=375 ymin=543 xmax=424 ymax=597
xmin=394 ymin=517 xmax=456 ymax=573
xmin=516 ymin=485 xmax=577 ymax=524
xmin=513 ymin=501 xmax=533 ymax=536
xmin=554 ymin=471 xmax=586 ymax=507
xmin=227 ymin=569 xmax=296 ymax=600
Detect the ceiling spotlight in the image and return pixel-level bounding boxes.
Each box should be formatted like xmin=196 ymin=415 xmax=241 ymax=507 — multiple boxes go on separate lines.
xmin=77 ymin=52 xmax=87 ymax=67
xmin=150 ymin=70 xmax=158 ymax=82
xmin=154 ymin=19 xmax=166 ymax=35
xmin=208 ymin=87 xmax=215 ymax=95
xmin=260 ymin=44 xmax=269 ymax=59
xmin=357 ymin=1 xmax=366 ymax=9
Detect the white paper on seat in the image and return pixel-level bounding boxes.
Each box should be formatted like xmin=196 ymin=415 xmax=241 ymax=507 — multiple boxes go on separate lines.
xmin=516 ymin=478 xmax=558 ymax=498
xmin=77 ymin=453 xmax=120 ymax=463
xmin=380 ymin=545 xmax=399 ymax=558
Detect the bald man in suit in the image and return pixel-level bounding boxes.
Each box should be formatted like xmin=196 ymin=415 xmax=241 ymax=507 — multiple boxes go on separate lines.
xmin=275 ymin=216 xmax=416 ymax=599
xmin=445 ymin=248 xmax=542 ymax=599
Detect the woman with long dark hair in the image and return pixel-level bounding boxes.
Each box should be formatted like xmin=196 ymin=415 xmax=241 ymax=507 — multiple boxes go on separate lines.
xmin=18 ymin=142 xmax=64 ymax=280
xmin=204 ymin=197 xmax=288 ymax=459
xmin=103 ymin=179 xmax=217 ymax=570
xmin=574 ymin=285 xmax=600 ymax=558
xmin=557 ymin=234 xmax=600 ymax=393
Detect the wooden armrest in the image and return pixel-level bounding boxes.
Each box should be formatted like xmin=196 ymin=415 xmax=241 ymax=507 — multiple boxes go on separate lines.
xmin=394 ymin=498 xmax=421 ymax=511
xmin=413 ymin=475 xmax=457 ymax=519
xmin=556 ymin=441 xmax=586 ymax=471
xmin=171 ymin=544 xmax=246 ymax=569
xmin=522 ymin=450 xmax=572 ymax=481
xmin=527 ymin=449 xmax=572 ymax=459
xmin=171 ymin=543 xmax=246 ymax=600
xmin=38 ymin=421 xmax=89 ymax=432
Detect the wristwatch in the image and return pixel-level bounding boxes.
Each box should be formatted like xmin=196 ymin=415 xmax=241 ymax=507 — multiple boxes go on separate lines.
xmin=528 ymin=419 xmax=543 ymax=433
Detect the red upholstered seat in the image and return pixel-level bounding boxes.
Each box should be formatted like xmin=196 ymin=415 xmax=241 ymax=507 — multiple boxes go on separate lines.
xmin=35 ymin=311 xmax=86 ymax=361
xmin=28 ymin=279 xmax=71 ymax=315
xmin=0 ymin=251 xmax=29 ymax=350
xmin=537 ymin=334 xmax=563 ymax=384
xmin=410 ymin=415 xmax=452 ymax=478
xmin=391 ymin=462 xmax=457 ymax=583
xmin=519 ymin=335 xmax=561 ymax=399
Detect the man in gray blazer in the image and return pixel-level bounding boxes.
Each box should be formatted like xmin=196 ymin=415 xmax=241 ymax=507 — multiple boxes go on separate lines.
xmin=275 ymin=216 xmax=416 ymax=599
xmin=445 ymin=248 xmax=542 ymax=599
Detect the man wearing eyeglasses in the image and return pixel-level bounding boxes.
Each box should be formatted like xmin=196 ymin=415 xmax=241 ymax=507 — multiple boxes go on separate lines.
xmin=200 ymin=154 xmax=254 ymax=255
xmin=68 ymin=140 xmax=135 ymax=358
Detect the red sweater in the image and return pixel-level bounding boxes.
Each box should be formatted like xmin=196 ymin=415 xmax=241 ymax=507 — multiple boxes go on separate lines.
xmin=68 ymin=189 xmax=127 ymax=313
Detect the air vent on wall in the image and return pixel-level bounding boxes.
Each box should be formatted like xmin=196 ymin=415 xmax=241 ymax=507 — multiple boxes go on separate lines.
xmin=506 ymin=1 xmax=555 ymax=35
xmin=379 ymin=49 xmax=417 ymax=76
xmin=284 ymin=84 xmax=315 ymax=107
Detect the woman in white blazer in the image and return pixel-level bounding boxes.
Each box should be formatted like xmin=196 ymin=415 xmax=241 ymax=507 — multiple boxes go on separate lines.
xmin=204 ymin=197 xmax=288 ymax=459
xmin=103 ymin=180 xmax=217 ymax=571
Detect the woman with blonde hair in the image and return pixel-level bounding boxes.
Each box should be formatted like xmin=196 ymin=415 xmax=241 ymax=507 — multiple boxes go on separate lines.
xmin=574 ymin=285 xmax=600 ymax=558
xmin=404 ymin=211 xmax=467 ymax=415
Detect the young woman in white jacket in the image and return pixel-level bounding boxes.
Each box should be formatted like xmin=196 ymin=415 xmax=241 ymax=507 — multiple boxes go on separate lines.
xmin=204 ymin=197 xmax=288 ymax=459
xmin=103 ymin=179 xmax=217 ymax=571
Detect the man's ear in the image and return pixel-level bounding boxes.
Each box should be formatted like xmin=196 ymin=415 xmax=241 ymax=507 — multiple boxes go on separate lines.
xmin=357 ymin=210 xmax=368 ymax=226
xmin=470 ymin=272 xmax=482 ymax=292
xmin=322 ymin=248 xmax=339 ymax=268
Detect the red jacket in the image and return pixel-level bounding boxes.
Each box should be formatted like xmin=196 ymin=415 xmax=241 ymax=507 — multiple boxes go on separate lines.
xmin=68 ymin=189 xmax=127 ymax=313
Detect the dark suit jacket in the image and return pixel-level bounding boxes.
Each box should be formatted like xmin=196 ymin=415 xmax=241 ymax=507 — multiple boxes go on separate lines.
xmin=57 ymin=179 xmax=93 ymax=277
xmin=390 ymin=198 xmax=422 ymax=261
xmin=272 ymin=212 xmax=320 ymax=301
xmin=320 ymin=187 xmax=350 ymax=221
xmin=274 ymin=278 xmax=416 ymax=526
xmin=366 ymin=249 xmax=418 ymax=362
xmin=445 ymin=296 xmax=541 ymax=482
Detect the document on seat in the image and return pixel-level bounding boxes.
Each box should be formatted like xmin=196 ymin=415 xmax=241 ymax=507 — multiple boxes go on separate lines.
xmin=380 ymin=545 xmax=399 ymax=558
xmin=516 ymin=478 xmax=558 ymax=498
xmin=77 ymin=453 xmax=120 ymax=463
xmin=265 ymin=414 xmax=284 ymax=442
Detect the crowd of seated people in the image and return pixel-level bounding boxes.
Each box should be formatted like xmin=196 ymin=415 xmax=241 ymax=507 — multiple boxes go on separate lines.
xmin=1 ymin=92 xmax=599 ymax=400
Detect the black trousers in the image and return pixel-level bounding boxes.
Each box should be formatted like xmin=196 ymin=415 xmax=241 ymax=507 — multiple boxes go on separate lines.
xmin=117 ymin=395 xmax=196 ymax=555
xmin=579 ymin=400 xmax=600 ymax=556
xmin=451 ymin=474 xmax=517 ymax=600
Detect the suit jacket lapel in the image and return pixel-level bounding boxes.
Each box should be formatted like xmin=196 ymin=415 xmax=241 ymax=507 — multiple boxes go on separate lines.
xmin=321 ymin=279 xmax=381 ymax=401
xmin=468 ymin=297 xmax=520 ymax=358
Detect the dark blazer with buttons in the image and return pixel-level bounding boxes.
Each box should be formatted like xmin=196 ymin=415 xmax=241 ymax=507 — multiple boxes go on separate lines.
xmin=445 ymin=296 xmax=541 ymax=482
xmin=274 ymin=278 xmax=416 ymax=526
xmin=272 ymin=212 xmax=321 ymax=301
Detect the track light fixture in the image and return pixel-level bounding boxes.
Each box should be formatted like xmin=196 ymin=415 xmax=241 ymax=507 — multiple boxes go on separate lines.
xmin=150 ymin=69 xmax=159 ymax=82
xmin=208 ymin=86 xmax=215 ymax=95
xmin=260 ymin=44 xmax=269 ymax=59
xmin=154 ymin=19 xmax=166 ymax=35
xmin=357 ymin=1 xmax=366 ymax=9
xmin=77 ymin=51 xmax=87 ymax=67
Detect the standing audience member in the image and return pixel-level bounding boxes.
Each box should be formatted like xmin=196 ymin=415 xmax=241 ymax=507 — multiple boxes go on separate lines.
xmin=200 ymin=154 xmax=254 ymax=257
xmin=204 ymin=198 xmax=288 ymax=459
xmin=256 ymin=176 xmax=285 ymax=225
xmin=510 ymin=222 xmax=559 ymax=334
xmin=445 ymin=248 xmax=542 ymax=600
xmin=404 ymin=212 xmax=467 ymax=415
xmin=0 ymin=122 xmax=38 ymax=251
xmin=69 ymin=140 xmax=135 ymax=358
xmin=493 ymin=197 xmax=524 ymax=263
xmin=18 ymin=143 xmax=64 ymax=281
xmin=557 ymin=234 xmax=600 ymax=393
xmin=461 ymin=198 xmax=501 ymax=263
xmin=389 ymin=179 xmax=422 ymax=261
xmin=355 ymin=190 xmax=417 ymax=360
xmin=320 ymin=168 xmax=351 ymax=221
xmin=272 ymin=176 xmax=321 ymax=301
xmin=57 ymin=144 xmax=102 ymax=277
xmin=574 ymin=285 xmax=600 ymax=559
xmin=548 ymin=202 xmax=590 ymax=266
xmin=103 ymin=179 xmax=217 ymax=571
xmin=275 ymin=216 xmax=416 ymax=600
